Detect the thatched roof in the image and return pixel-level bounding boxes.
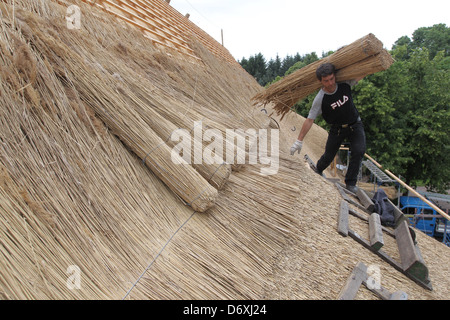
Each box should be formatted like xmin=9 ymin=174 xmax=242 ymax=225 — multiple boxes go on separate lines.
xmin=0 ymin=0 xmax=448 ymax=300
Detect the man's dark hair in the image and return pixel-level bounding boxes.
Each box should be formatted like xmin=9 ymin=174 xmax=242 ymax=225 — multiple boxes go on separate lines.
xmin=316 ymin=63 xmax=336 ymax=81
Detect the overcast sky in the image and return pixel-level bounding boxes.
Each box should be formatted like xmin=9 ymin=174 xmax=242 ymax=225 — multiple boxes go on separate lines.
xmin=170 ymin=0 xmax=449 ymax=61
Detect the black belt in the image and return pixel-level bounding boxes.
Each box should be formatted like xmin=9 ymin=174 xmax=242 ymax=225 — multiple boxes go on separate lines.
xmin=332 ymin=118 xmax=361 ymax=129
xmin=333 ymin=121 xmax=357 ymax=129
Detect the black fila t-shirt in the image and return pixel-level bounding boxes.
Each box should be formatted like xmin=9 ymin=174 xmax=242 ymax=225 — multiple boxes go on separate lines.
xmin=308 ymin=82 xmax=360 ymax=125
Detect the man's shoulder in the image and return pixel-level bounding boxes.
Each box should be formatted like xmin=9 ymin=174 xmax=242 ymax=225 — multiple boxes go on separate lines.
xmin=314 ymin=88 xmax=326 ymax=99
xmin=312 ymin=89 xmax=326 ymax=105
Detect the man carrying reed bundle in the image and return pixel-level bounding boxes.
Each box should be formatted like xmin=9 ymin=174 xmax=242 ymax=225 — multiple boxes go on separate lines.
xmin=290 ymin=63 xmax=365 ymax=193
xmin=252 ymin=34 xmax=393 ymax=120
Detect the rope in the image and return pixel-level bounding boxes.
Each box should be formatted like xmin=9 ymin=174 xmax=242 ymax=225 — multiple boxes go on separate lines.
xmin=122 ymin=210 xmax=197 ymax=300
xmin=207 ymin=161 xmax=228 ymax=183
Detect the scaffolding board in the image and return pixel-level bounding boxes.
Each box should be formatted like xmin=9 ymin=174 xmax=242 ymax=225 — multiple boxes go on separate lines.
xmin=362 ymin=160 xmax=395 ymax=185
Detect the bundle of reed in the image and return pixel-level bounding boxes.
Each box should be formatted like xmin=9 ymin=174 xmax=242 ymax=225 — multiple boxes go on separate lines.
xmin=14 ymin=13 xmax=219 ymax=213
xmin=52 ymin=4 xmax=260 ymax=178
xmin=252 ymin=34 xmax=393 ymax=119
xmin=60 ymin=16 xmax=233 ymax=189
xmin=72 ymin=63 xmax=219 ymax=213
xmin=111 ymin=69 xmax=238 ymax=182
xmin=61 ymin=1 xmax=266 ymax=173
xmin=34 ymin=1 xmax=233 ymax=191
xmin=149 ymin=38 xmax=266 ymax=131
xmin=112 ymin=80 xmax=232 ymax=190
xmin=121 ymin=79 xmax=259 ymax=172
xmin=335 ymin=49 xmax=394 ymax=82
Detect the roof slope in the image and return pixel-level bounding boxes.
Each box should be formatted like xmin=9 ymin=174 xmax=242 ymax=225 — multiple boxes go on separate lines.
xmin=0 ymin=0 xmax=448 ymax=300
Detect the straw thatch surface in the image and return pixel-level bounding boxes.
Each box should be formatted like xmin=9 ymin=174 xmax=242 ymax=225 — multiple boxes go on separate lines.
xmin=253 ymin=34 xmax=395 ymax=119
xmin=0 ymin=0 xmax=448 ymax=300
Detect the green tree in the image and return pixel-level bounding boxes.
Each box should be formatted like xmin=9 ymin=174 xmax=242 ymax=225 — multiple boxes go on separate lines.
xmin=368 ymin=46 xmax=450 ymax=192
xmin=411 ymin=23 xmax=450 ymax=58
xmin=392 ymin=24 xmax=450 ymax=60
xmin=401 ymin=49 xmax=450 ymax=192
xmin=239 ymin=53 xmax=266 ymax=85
xmin=239 ymin=52 xmax=318 ymax=87
xmin=352 ymin=76 xmax=407 ymax=171
xmin=262 ymin=54 xmax=282 ymax=85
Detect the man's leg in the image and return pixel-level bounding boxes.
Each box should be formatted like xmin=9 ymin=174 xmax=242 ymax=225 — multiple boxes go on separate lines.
xmin=316 ymin=127 xmax=343 ymax=175
xmin=345 ymin=122 xmax=366 ymax=187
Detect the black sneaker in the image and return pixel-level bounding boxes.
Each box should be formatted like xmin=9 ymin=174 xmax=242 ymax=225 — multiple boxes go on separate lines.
xmin=346 ymin=185 xmax=358 ymax=193
xmin=312 ymin=165 xmax=324 ymax=177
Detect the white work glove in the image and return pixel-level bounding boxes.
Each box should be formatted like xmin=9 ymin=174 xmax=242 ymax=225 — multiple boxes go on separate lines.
xmin=290 ymin=140 xmax=303 ymax=155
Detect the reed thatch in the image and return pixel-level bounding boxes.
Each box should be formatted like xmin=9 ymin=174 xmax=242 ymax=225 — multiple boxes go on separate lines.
xmin=252 ymin=34 xmax=394 ymax=119
xmin=3 ymin=1 xmax=234 ymax=212
xmin=0 ymin=0 xmax=448 ymax=301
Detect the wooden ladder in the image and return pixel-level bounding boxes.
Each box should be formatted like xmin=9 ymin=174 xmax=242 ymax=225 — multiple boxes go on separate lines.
xmin=335 ymin=183 xmax=432 ymax=294
xmin=303 ymin=153 xmax=432 ymax=297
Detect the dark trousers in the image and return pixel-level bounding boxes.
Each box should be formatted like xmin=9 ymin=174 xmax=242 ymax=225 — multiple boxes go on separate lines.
xmin=316 ymin=121 xmax=366 ymax=187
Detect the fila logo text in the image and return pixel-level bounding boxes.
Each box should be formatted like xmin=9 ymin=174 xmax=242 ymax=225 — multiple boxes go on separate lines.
xmin=331 ymin=95 xmax=349 ymax=110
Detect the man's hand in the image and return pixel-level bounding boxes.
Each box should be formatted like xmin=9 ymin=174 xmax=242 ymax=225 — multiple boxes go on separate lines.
xmin=290 ymin=140 xmax=303 ymax=155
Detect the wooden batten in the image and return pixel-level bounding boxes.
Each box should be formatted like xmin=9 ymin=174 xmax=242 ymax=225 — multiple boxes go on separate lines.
xmin=356 ymin=188 xmax=375 ymax=212
xmin=337 ymin=200 xmax=349 ymax=237
xmin=368 ymin=213 xmax=384 ymax=251
xmin=395 ymin=220 xmax=430 ymax=283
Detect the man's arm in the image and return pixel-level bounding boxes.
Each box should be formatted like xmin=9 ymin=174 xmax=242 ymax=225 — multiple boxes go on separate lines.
xmin=291 ymin=90 xmax=320 ymax=156
xmin=298 ymin=118 xmax=314 ymax=141
xmin=290 ymin=118 xmax=314 ymax=155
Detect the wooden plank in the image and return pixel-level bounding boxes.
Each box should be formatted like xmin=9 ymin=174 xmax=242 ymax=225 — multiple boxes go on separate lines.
xmin=131 ymin=0 xmax=187 ymax=37
xmin=115 ymin=0 xmax=189 ymax=46
xmin=349 ymin=228 xmax=403 ymax=286
xmin=337 ymin=262 xmax=368 ymax=300
xmin=337 ymin=200 xmax=349 ymax=237
xmin=356 ymin=187 xmax=375 ymax=212
xmin=303 ymin=154 xmax=321 ymax=175
xmin=335 ymin=183 xmax=371 ymax=213
xmin=348 ymin=229 xmax=402 ymax=271
xmin=362 ymin=279 xmax=392 ymax=300
xmin=335 ymin=182 xmax=351 ymax=202
xmin=85 ymin=0 xmax=201 ymax=61
xmin=362 ymin=278 xmax=408 ymax=300
xmin=349 ymin=208 xmax=395 ymax=238
xmin=395 ymin=220 xmax=430 ymax=284
xmin=369 ymin=213 xmax=384 ymax=250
